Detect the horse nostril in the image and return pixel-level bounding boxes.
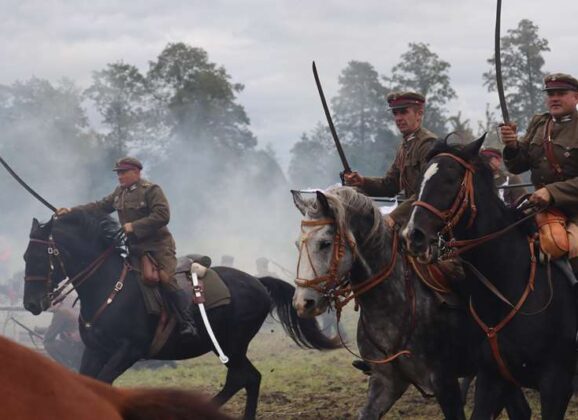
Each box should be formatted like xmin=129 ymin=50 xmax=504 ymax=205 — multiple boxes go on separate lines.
xmin=410 ymin=228 xmax=426 ymax=248
xmin=24 ymin=302 xmax=40 ymax=315
xmin=304 ymin=299 xmax=316 ymax=310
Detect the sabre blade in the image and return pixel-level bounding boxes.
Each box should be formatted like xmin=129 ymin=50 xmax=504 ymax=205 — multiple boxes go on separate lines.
xmin=495 ymin=0 xmax=510 ymax=123
xmin=312 ymin=61 xmax=352 ymax=173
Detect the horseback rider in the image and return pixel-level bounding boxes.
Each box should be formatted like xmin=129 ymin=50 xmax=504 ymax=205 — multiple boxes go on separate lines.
xmin=344 ymin=92 xmax=463 ymax=373
xmin=343 ymin=91 xmax=437 ymax=228
xmin=56 ymin=157 xmax=197 ymax=338
xmin=500 ymin=73 xmax=578 ymax=275
xmin=480 ymin=147 xmax=527 ymax=206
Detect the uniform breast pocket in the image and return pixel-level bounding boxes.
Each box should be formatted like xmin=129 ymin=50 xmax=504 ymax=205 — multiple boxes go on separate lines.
xmin=113 ymin=195 xmax=122 ymax=210
xmin=559 ymin=145 xmax=578 ymax=178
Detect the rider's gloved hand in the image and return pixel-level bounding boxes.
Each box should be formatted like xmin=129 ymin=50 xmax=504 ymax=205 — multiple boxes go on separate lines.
xmin=56 ymin=208 xmax=71 ymax=216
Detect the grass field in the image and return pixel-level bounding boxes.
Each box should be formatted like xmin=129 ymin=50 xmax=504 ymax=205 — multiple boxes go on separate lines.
xmin=116 ymin=314 xmax=578 ymax=419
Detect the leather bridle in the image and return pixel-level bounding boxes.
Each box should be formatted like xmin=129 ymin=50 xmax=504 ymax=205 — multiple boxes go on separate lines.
xmin=24 ymin=235 xmax=115 ymax=307
xmin=412 ymin=153 xmax=478 ymax=236
xmin=295 ymin=217 xmax=399 ymax=317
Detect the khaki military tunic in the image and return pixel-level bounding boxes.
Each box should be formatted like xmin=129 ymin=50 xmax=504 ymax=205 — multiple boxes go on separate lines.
xmin=73 ymin=178 xmax=177 ymax=276
xmin=504 ymin=110 xmax=578 ymax=257
xmin=360 ymin=127 xmax=437 ymax=225
xmin=504 ymin=111 xmax=578 ymax=222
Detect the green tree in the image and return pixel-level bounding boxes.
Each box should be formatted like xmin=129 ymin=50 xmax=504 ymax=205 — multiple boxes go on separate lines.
xmin=331 ymin=61 xmax=391 ymax=146
xmin=289 ymin=123 xmax=338 ymax=188
xmin=384 ymin=42 xmax=457 ymax=135
xmin=147 ymin=43 xmax=256 ymax=154
xmin=86 ymin=62 xmax=163 ymax=161
xmin=483 ymin=19 xmax=550 ymax=129
xmin=447 ymin=111 xmax=474 ymax=144
xmin=330 ymin=61 xmax=396 ymax=177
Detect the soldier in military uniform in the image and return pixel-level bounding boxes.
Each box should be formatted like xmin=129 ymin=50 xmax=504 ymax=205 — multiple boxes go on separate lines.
xmin=480 ymin=147 xmax=527 ymax=207
xmin=345 ymin=92 xmax=453 ymax=375
xmin=56 ymin=157 xmax=196 ymax=338
xmin=343 ymin=91 xmax=437 ymax=228
xmin=500 ymin=73 xmax=578 ymax=272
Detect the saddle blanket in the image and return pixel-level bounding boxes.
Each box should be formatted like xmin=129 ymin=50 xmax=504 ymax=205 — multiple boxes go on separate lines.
xmin=137 ymin=255 xmax=232 ymax=315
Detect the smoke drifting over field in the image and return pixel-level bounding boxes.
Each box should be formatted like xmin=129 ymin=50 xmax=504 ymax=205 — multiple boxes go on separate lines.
xmin=0 ymin=79 xmax=300 ymax=285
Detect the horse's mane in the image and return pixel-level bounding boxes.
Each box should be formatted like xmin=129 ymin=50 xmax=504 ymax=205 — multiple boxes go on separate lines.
xmin=308 ymin=186 xmax=390 ymax=259
xmin=57 ymin=210 xmax=121 ymax=247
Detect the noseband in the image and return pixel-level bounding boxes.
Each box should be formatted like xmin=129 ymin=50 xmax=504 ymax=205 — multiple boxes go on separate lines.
xmin=412 ymin=153 xmax=478 ymax=235
xmin=295 ymin=218 xmax=354 ymax=295
xmin=295 ymin=216 xmax=399 ymax=316
xmin=25 ymin=235 xmax=114 ymax=306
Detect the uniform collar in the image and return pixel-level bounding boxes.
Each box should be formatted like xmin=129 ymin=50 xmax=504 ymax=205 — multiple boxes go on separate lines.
xmin=403 ymin=128 xmax=420 ymax=142
xmin=552 ymin=110 xmax=576 ymax=124
xmin=124 ymin=179 xmax=141 ymax=192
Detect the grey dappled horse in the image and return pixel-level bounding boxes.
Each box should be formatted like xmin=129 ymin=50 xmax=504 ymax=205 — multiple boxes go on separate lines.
xmin=291 ymin=187 xmax=530 ymax=420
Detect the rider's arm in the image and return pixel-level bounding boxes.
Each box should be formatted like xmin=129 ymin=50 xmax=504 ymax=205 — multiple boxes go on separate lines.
xmin=359 ymin=147 xmax=402 ymax=197
xmin=72 ymin=190 xmax=117 ymax=214
xmin=503 ymin=115 xmax=545 ymax=175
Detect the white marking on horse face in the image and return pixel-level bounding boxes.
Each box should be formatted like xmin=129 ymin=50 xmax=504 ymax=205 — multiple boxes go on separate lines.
xmin=405 ymin=162 xmax=440 ymax=239
xmin=418 ymin=162 xmax=439 ymax=200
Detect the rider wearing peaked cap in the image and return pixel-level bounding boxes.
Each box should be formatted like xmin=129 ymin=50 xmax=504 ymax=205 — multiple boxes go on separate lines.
xmin=500 ymin=72 xmax=578 ymax=273
xmin=56 ymin=157 xmax=197 ymax=339
xmin=344 ymin=91 xmax=437 ymax=228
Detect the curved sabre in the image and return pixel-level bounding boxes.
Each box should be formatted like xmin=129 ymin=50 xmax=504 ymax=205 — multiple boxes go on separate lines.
xmin=495 ymin=0 xmax=510 ymax=123
xmin=0 ymin=154 xmax=56 ymax=212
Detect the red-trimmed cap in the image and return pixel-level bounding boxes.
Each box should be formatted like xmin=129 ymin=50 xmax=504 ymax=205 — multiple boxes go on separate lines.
xmin=543 ymin=73 xmax=578 ymax=92
xmin=387 ymin=91 xmax=426 ymax=110
xmin=113 ymin=157 xmax=143 ymax=172
xmin=480 ymin=147 xmax=502 ymax=160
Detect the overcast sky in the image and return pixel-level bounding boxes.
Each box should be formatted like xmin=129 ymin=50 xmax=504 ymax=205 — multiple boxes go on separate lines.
xmin=1 ymin=0 xmax=577 ymax=170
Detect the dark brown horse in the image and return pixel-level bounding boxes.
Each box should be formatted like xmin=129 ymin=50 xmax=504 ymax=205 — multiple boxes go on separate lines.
xmin=404 ymin=136 xmax=576 ymax=419
xmin=0 ymin=334 xmax=230 ymax=420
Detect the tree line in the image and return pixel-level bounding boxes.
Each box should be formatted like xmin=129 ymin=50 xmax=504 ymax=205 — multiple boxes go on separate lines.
xmin=0 ymin=19 xmax=550 ymax=198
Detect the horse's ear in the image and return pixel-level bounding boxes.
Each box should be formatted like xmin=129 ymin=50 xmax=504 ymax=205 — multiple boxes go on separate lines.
xmin=291 ymin=190 xmax=309 ymax=215
xmin=316 ymin=191 xmax=333 ymax=217
xmin=31 ymin=218 xmax=40 ymax=233
xmin=464 ymin=133 xmax=486 ymax=157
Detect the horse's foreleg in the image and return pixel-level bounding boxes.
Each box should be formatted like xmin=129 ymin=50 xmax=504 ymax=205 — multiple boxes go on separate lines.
xmin=538 ymin=361 xmax=573 ymax=420
xmin=501 ymin=384 xmax=531 ymax=420
xmin=79 ymin=346 xmax=106 ymax=378
xmin=358 ymin=365 xmax=409 ymax=420
xmin=95 ymin=340 xmax=143 ymax=384
xmin=471 ymin=369 xmax=509 ymax=420
xmin=431 ymin=374 xmax=465 ymax=420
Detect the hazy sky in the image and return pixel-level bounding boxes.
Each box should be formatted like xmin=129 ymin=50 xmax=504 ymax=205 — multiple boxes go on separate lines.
xmin=1 ymin=0 xmax=577 ymax=170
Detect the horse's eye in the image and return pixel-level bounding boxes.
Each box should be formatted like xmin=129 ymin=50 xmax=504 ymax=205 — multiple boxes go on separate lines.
xmin=294 ymin=240 xmax=300 ymax=249
xmin=319 ymin=240 xmax=332 ymax=250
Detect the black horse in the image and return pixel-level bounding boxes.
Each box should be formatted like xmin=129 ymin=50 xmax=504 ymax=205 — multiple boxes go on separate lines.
xmin=403 ymin=135 xmax=576 ymax=419
xmin=22 ymin=210 xmax=339 ymax=420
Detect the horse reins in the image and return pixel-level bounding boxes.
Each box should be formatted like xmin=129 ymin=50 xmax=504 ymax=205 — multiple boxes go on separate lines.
xmin=296 ymin=217 xmax=412 ymax=365
xmin=25 ymin=237 xmax=115 ymax=306
xmin=412 ymin=152 xmax=544 ymax=384
xmin=24 ymin=235 xmax=132 ymax=329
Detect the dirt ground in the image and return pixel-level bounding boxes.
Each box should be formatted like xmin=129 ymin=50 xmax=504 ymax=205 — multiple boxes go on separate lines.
xmin=117 ymin=317 xmax=578 ymax=419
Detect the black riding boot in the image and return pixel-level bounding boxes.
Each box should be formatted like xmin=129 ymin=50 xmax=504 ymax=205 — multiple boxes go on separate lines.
xmin=168 ymin=289 xmax=198 ymax=338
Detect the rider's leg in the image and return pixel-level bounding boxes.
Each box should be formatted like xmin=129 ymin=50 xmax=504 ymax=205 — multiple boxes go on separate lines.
xmin=163 ymin=279 xmax=197 ymax=338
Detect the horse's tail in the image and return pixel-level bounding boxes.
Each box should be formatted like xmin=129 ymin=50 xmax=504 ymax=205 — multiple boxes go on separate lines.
xmin=119 ymin=388 xmax=231 ymax=420
xmin=258 ymin=276 xmax=341 ymax=350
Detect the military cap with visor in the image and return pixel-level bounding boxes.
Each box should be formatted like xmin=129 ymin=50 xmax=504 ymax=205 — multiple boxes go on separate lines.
xmin=542 ymin=73 xmax=578 ymax=92
xmin=480 ymin=147 xmax=502 ymax=160
xmin=387 ymin=91 xmax=426 ymax=110
xmin=113 ymin=157 xmax=143 ymax=172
